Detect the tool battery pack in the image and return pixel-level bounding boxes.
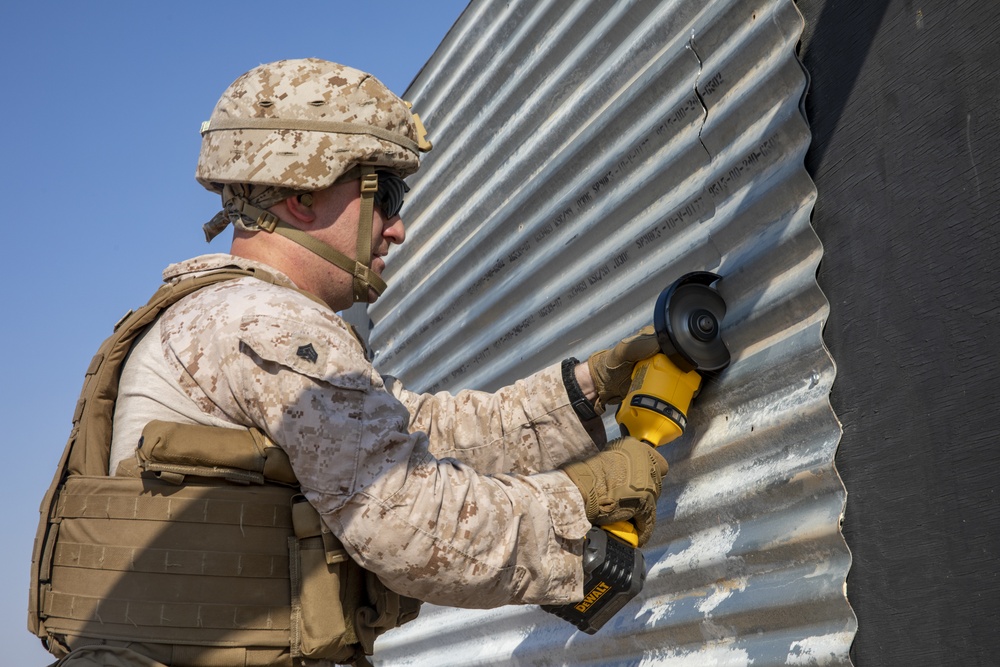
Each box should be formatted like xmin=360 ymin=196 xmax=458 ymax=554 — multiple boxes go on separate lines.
xmin=542 ymin=526 xmax=646 ymax=634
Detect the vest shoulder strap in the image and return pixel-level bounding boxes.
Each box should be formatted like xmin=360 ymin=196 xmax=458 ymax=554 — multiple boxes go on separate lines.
xmin=73 ymin=266 xmax=271 ymax=477
xmin=29 ymin=265 xmax=267 ymax=636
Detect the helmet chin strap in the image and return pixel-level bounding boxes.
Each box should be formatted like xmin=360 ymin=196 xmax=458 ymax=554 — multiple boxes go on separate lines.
xmin=223 ymin=165 xmax=387 ymax=303
xmin=353 ymin=167 xmax=380 ymax=302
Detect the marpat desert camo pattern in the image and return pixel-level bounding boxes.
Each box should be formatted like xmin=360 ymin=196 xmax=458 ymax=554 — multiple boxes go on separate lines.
xmin=114 ymin=254 xmax=596 ymax=607
xmin=196 ymin=59 xmax=421 ymax=193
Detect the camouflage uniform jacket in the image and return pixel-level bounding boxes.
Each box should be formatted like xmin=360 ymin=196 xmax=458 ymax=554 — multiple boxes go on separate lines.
xmin=110 ymin=254 xmax=597 ymax=608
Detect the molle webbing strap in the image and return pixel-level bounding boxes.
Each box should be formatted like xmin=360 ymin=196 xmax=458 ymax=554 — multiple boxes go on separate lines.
xmin=39 ymin=475 xmax=297 ymax=655
xmin=200 ymin=117 xmax=421 ymax=155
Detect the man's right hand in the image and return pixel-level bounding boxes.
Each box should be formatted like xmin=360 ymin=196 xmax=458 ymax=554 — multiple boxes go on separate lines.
xmin=560 ymin=436 xmax=669 ymax=546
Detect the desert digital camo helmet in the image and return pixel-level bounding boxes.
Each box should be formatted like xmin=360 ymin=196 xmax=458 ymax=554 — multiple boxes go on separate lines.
xmin=197 ymin=58 xmax=432 ymax=302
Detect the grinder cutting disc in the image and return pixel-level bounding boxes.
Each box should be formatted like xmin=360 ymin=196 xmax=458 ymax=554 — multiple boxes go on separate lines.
xmin=654 ymin=272 xmax=730 ymax=373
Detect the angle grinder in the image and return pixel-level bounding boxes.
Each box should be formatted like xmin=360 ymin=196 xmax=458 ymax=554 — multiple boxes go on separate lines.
xmin=543 ymin=272 xmax=730 ymax=633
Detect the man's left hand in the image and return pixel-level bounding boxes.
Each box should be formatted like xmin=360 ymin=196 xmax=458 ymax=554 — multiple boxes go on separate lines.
xmin=586 ymin=325 xmax=659 ymax=414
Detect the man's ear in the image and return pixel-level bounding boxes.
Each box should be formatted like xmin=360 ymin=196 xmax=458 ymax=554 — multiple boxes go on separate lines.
xmin=284 ymin=193 xmax=317 ymax=224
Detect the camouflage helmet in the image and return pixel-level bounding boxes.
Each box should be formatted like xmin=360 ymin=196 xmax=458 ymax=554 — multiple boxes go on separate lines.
xmin=196 ymin=58 xmax=429 ymax=192
xmin=197 ymin=58 xmax=431 ymax=303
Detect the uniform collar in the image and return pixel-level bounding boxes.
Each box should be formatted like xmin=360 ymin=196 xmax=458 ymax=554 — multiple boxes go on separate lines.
xmin=162 ymin=254 xmax=301 ymax=292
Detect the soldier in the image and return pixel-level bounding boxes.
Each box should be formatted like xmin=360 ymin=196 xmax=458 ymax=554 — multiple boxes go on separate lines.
xmin=31 ymin=59 xmax=668 ymax=666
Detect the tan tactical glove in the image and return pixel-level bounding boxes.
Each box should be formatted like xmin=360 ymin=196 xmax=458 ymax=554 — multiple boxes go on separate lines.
xmin=587 ymin=325 xmax=660 ymax=414
xmin=561 ymin=436 xmax=669 ymax=546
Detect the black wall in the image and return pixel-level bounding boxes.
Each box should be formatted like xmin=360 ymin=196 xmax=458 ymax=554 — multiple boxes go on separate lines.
xmin=798 ymin=1 xmax=999 ymax=664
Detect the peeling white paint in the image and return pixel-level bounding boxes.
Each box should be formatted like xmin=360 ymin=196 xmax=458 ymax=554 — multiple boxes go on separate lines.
xmin=654 ymin=524 xmax=742 ymax=575
xmin=671 ymin=434 xmax=830 ymax=520
xmin=697 ymin=575 xmax=749 ymax=614
xmin=786 ymin=633 xmax=854 ymax=665
xmin=639 ymin=644 xmax=752 ymax=667
xmin=641 ymin=524 xmax=747 ymax=621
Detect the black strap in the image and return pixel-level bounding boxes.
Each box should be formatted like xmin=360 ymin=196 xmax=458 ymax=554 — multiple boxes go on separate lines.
xmin=562 ymin=358 xmax=599 ymax=421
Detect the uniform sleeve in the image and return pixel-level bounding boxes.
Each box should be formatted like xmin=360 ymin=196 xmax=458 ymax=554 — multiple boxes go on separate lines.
xmin=381 ymin=365 xmax=603 ymax=475
xmin=233 ymin=310 xmax=592 ymax=608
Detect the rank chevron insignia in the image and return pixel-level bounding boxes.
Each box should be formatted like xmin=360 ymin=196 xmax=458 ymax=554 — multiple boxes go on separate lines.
xmin=296 ymin=343 xmax=318 ymax=363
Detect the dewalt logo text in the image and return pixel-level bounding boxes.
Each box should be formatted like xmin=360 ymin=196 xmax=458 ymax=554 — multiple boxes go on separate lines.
xmin=574 ymin=581 xmax=612 ymax=613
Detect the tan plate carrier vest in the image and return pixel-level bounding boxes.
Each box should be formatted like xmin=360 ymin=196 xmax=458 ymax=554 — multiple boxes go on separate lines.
xmin=29 ymin=267 xmax=419 ymax=666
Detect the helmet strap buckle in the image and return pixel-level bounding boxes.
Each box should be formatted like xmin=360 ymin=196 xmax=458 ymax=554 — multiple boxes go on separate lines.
xmin=360 ymin=171 xmax=379 ymax=194
xmin=255 ymin=210 xmax=280 ymax=233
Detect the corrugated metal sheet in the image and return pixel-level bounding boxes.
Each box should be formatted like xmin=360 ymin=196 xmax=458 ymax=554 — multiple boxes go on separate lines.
xmin=359 ymin=0 xmax=856 ymax=664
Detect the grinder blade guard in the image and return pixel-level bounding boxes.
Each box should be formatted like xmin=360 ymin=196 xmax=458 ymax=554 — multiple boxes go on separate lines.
xmin=617 ymin=271 xmax=730 ymax=449
xmin=654 ymin=271 xmax=730 ymax=373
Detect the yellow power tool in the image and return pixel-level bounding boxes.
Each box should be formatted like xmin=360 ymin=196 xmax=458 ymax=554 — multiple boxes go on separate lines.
xmin=544 ymin=271 xmax=730 ymax=633
xmin=604 ymin=271 xmax=731 ymax=545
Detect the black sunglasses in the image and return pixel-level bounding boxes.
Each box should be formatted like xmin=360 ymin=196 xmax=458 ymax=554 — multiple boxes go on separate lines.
xmin=374 ymin=171 xmax=410 ymax=219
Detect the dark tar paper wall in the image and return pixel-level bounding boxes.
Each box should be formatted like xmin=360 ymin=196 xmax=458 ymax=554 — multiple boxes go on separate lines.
xmin=798 ymin=0 xmax=999 ymax=664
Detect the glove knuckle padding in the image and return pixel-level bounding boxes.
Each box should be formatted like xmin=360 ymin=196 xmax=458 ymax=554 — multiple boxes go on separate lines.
xmin=588 ymin=325 xmax=659 ymax=412
xmin=561 ymin=436 xmax=668 ymax=536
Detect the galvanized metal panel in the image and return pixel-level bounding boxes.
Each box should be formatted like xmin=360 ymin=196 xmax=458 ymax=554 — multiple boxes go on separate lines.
xmin=361 ymin=0 xmax=855 ymax=664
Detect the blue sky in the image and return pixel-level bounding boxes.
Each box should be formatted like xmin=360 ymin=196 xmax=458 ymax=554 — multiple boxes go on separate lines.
xmin=1 ymin=2 xmax=469 ymax=662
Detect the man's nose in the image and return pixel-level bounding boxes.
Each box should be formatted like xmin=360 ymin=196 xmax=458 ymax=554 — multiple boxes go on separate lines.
xmin=385 ymin=216 xmax=406 ymax=245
